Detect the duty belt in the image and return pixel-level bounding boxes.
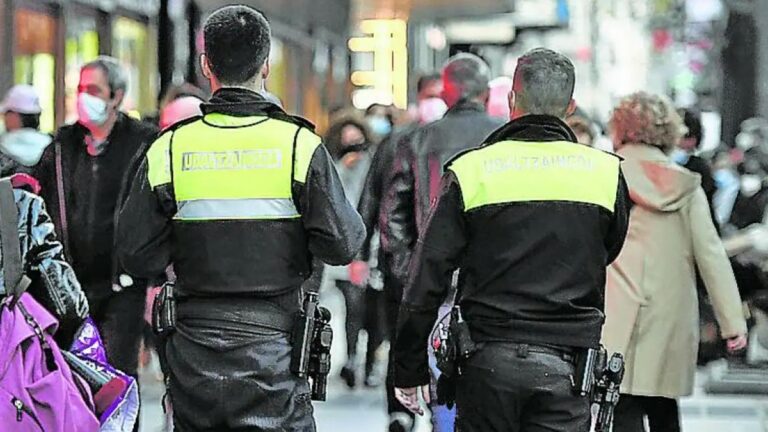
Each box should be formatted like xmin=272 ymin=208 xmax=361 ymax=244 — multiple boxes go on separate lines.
xmin=176 ymin=297 xmax=294 ymax=333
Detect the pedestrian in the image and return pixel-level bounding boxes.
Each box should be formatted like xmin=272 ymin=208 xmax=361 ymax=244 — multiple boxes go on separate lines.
xmin=159 ymin=96 xmax=203 ymax=130
xmin=0 ymin=85 xmax=52 ymax=179
xmin=323 ymin=114 xmax=385 ymax=388
xmin=566 ymin=114 xmax=596 ymax=147
xmin=393 ymin=48 xmax=630 ymax=432
xmin=382 ymin=53 xmax=504 ymax=432
xmin=603 ymin=91 xmax=748 ymax=432
xmin=117 ymin=5 xmax=365 ymax=431
xmin=34 ymin=56 xmax=158 ymax=379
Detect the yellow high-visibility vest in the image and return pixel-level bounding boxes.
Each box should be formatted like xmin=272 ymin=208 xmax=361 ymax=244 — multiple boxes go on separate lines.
xmin=146 ymin=112 xmax=321 ymax=221
xmin=449 ymin=140 xmax=621 ymax=212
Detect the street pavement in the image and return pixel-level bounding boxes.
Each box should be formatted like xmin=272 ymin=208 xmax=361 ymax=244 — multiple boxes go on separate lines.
xmin=138 ymin=286 xmax=768 ymax=432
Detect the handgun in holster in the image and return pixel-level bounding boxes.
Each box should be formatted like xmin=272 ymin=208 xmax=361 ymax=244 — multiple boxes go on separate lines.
xmin=433 ymin=306 xmax=478 ymax=408
xmin=290 ymin=291 xmax=333 ymax=401
xmin=573 ymin=347 xmax=625 ymax=432
xmin=152 ymin=282 xmax=176 ymax=338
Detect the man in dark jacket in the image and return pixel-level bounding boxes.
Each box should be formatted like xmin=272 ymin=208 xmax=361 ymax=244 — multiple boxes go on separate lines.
xmin=394 ymin=48 xmax=630 ymax=432
xmin=117 ymin=6 xmax=365 ymax=431
xmin=378 ymin=53 xmax=504 ymax=432
xmin=35 ymin=56 xmax=158 ymax=378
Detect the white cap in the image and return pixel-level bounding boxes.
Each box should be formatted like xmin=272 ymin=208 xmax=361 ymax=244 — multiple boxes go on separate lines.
xmin=0 ymin=85 xmax=42 ymax=115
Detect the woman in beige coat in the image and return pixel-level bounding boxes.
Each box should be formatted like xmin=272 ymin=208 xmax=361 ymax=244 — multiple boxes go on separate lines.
xmin=602 ymin=92 xmax=748 ymax=432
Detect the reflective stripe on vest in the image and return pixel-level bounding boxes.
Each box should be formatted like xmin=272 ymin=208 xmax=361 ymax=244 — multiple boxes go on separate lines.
xmin=450 ymin=140 xmax=620 ymax=212
xmin=145 ymin=113 xmax=321 ymax=221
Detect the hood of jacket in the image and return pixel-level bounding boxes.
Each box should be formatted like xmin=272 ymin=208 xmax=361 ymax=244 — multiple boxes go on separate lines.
xmin=618 ymin=144 xmax=701 ymax=212
xmin=0 ymin=129 xmax=52 ymax=166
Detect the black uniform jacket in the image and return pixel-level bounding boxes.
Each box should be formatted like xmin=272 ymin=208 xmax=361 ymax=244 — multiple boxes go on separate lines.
xmin=117 ymin=88 xmax=365 ymax=307
xmin=380 ymin=102 xmax=504 ymax=297
xmin=394 ymin=115 xmax=630 ymax=387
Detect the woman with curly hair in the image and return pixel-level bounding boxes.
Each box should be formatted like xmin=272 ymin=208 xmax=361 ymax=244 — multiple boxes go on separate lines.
xmin=603 ymin=92 xmax=748 ymax=432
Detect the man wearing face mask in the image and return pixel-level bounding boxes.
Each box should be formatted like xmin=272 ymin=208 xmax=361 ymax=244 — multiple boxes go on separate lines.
xmin=34 ymin=56 xmax=158 ymax=380
xmin=0 ymin=85 xmax=52 ymax=181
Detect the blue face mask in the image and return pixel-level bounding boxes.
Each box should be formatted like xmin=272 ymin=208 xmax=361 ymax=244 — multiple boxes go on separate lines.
xmin=670 ymin=148 xmax=690 ymax=166
xmin=368 ymin=116 xmax=392 ymax=136
xmin=714 ymin=169 xmax=738 ymax=190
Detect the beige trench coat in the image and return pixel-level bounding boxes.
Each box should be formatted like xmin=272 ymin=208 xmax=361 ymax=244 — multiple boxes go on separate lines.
xmin=602 ymin=144 xmax=747 ymax=398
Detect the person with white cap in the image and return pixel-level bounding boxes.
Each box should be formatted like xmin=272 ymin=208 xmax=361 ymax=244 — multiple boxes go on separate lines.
xmin=0 ymin=85 xmax=52 ymax=179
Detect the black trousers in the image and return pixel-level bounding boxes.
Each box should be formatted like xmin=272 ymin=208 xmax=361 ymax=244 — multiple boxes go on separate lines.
xmin=613 ymin=395 xmax=681 ymax=432
xmin=88 ymin=286 xmax=147 ymax=377
xmin=338 ymin=280 xmax=387 ymax=373
xmin=455 ymin=343 xmax=590 ymax=432
xmin=167 ymin=322 xmax=315 ymax=432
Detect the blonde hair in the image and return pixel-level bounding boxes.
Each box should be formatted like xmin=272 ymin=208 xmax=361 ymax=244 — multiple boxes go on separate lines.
xmin=609 ymin=92 xmax=685 ymax=151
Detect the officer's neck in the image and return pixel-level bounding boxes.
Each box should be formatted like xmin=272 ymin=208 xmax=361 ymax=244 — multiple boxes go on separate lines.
xmin=211 ymin=78 xmax=265 ymax=96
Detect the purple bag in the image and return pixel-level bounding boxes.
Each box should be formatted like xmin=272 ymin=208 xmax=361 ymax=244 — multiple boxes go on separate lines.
xmin=0 ymin=293 xmax=100 ymax=431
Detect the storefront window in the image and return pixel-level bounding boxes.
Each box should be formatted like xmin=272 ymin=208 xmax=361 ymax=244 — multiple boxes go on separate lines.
xmin=65 ymin=13 xmax=99 ymax=123
xmin=112 ymin=17 xmax=157 ymax=116
xmin=13 ymin=8 xmax=57 ymax=132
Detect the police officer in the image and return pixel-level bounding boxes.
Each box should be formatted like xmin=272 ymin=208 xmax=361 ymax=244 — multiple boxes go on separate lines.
xmin=117 ymin=5 xmax=365 ymax=431
xmin=393 ymin=48 xmax=630 ymax=432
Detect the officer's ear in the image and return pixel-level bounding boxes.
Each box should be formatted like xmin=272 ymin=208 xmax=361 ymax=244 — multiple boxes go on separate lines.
xmin=566 ymin=99 xmax=577 ymax=117
xmin=201 ymin=54 xmax=213 ymax=80
xmin=261 ymin=62 xmax=270 ymax=81
xmin=508 ymin=90 xmax=516 ymax=121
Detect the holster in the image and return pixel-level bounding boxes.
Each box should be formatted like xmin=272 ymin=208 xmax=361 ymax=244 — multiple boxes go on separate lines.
xmin=434 ymin=306 xmax=478 ymax=408
xmin=152 ymin=282 xmax=176 ymax=339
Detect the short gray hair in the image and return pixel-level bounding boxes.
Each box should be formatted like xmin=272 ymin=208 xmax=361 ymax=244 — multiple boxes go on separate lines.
xmin=513 ymin=48 xmax=575 ymax=117
xmin=443 ymin=53 xmax=491 ymax=102
xmin=82 ymin=56 xmax=127 ymax=97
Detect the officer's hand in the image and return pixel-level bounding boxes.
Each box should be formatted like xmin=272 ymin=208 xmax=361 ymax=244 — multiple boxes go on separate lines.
xmin=726 ymin=334 xmax=748 ymax=353
xmin=395 ymin=385 xmax=430 ymax=416
xmin=349 ymin=261 xmax=369 ymax=287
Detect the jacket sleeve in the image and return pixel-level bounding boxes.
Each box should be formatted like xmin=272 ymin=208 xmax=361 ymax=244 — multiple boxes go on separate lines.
xmin=606 ymin=168 xmax=630 ymax=264
xmin=297 ymin=141 xmax=366 ymax=266
xmin=394 ymin=171 xmax=467 ymax=387
xmin=23 ymin=193 xmax=89 ymax=347
xmin=690 ymin=187 xmax=747 ymax=338
xmin=381 ymin=134 xmax=419 ymax=285
xmin=356 ymin=135 xmax=398 ymax=261
xmin=117 ymin=157 xmax=175 ymax=279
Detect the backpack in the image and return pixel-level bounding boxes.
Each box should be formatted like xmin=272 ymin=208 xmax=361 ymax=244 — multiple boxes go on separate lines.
xmin=0 ymin=178 xmax=100 ymax=431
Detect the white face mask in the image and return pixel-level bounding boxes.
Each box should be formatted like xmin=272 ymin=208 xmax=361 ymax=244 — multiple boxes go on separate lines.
xmin=77 ymin=93 xmax=110 ymax=127
xmin=741 ymin=174 xmax=763 ymax=197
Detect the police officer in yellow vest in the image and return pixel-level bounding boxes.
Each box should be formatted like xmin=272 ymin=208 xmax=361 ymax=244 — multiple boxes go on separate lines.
xmin=117 ymin=6 xmax=364 ymax=431
xmin=393 ymin=48 xmax=630 ymax=432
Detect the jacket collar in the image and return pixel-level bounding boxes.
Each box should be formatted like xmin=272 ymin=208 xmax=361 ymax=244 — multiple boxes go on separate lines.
xmin=201 ymin=87 xmax=315 ymax=130
xmin=445 ymin=100 xmax=487 ymax=117
xmin=484 ymin=114 xmax=577 ymax=145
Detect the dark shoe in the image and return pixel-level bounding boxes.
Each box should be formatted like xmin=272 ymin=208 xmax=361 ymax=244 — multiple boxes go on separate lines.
xmin=340 ymin=365 xmax=356 ymax=389
xmin=388 ymin=413 xmax=413 ymax=432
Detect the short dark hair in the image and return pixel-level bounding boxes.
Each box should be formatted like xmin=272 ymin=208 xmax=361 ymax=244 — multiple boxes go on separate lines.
xmin=82 ymin=56 xmax=127 ymax=97
xmin=682 ymin=109 xmax=703 ymax=147
xmin=18 ymin=113 xmax=40 ymax=130
xmin=204 ymin=6 xmax=271 ymax=85
xmin=417 ymin=73 xmax=441 ymax=93
xmin=513 ymin=48 xmax=576 ymax=117
xmin=443 ymin=53 xmax=491 ymax=101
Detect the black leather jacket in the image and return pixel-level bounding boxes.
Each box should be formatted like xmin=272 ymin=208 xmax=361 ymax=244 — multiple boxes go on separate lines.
xmin=3 ymin=189 xmax=89 ymax=346
xmin=381 ymin=102 xmax=504 ymax=294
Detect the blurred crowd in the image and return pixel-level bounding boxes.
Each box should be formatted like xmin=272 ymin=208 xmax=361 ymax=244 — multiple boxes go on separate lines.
xmin=2 ymin=50 xmax=768 ymax=432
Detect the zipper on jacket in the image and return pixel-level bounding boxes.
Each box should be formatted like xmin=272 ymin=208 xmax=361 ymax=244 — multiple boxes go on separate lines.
xmin=11 ymin=397 xmax=44 ymax=429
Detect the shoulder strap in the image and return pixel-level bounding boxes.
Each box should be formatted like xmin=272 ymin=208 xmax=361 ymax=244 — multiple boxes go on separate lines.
xmin=54 ymin=141 xmax=70 ymax=253
xmin=0 ymin=178 xmax=30 ymax=304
